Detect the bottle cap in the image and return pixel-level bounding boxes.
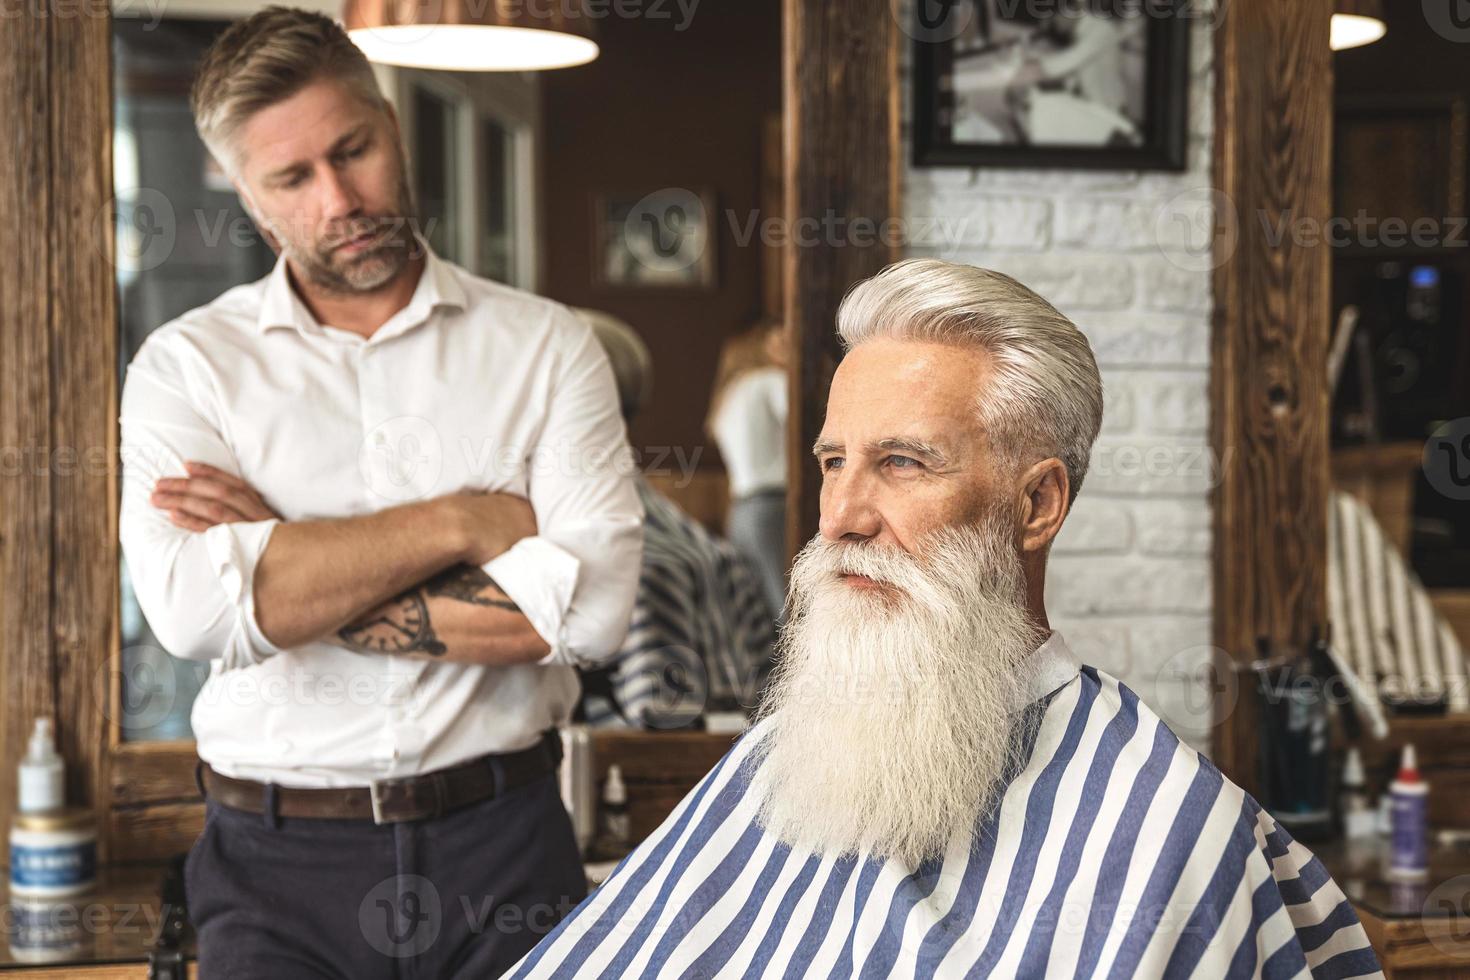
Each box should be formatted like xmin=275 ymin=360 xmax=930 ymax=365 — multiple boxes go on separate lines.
xmin=604 ymin=764 xmax=627 ymax=805
xmin=26 ymin=718 xmax=56 ymax=763
xmin=1396 ymin=744 xmax=1421 ymax=783
xmin=18 ymin=717 xmax=65 ymax=813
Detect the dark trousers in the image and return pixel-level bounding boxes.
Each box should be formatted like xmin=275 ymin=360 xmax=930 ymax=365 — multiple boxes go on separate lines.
xmin=184 ymin=770 xmax=586 ymax=979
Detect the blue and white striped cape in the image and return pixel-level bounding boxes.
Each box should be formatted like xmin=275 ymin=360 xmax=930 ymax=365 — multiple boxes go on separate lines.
xmin=512 ymin=635 xmax=1383 ymax=979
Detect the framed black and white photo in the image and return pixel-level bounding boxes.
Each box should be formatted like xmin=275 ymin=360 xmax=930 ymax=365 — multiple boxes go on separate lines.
xmin=912 ymin=0 xmax=1189 ymax=170
xmin=591 ymin=188 xmax=718 ymax=289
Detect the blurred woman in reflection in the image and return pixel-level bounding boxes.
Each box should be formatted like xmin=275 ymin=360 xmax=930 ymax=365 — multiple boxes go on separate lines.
xmin=707 ymin=317 xmax=789 ymax=618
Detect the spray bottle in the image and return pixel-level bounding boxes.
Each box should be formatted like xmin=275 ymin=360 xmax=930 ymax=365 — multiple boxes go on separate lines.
xmin=1387 ymin=744 xmax=1429 ymax=882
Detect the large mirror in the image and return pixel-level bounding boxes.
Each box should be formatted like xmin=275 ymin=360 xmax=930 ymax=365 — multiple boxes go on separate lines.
xmin=111 ymin=2 xmax=784 ymax=757
xmin=1320 ymin=2 xmax=1470 ymax=833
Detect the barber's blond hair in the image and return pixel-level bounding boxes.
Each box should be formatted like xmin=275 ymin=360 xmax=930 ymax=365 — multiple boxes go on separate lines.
xmin=836 ymin=258 xmax=1103 ymax=503
xmin=190 ymin=6 xmax=387 ymax=174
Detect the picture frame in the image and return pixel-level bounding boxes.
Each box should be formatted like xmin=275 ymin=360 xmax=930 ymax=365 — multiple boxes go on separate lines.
xmin=912 ymin=0 xmax=1190 ymax=171
xmin=591 ymin=188 xmax=719 ymax=289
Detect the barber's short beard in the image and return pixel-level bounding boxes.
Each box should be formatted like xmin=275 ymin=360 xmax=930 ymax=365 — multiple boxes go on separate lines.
xmin=281 ymin=153 xmax=420 ymax=295
xmin=750 ymin=510 xmax=1044 ymax=866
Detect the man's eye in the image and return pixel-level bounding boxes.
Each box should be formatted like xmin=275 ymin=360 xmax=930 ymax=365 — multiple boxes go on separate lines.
xmin=821 ymin=457 xmax=844 ymax=472
xmin=886 ymin=455 xmax=921 ymax=470
xmin=346 ymin=141 xmax=370 ymax=159
xmin=282 ymin=173 xmax=307 ymax=189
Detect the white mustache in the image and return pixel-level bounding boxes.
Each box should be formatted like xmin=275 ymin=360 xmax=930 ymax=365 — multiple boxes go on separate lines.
xmin=803 ymin=539 xmax=924 ymax=591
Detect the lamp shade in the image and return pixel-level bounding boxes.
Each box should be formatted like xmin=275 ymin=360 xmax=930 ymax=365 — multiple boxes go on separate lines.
xmin=1331 ymin=0 xmax=1385 ymax=51
xmin=344 ymin=0 xmax=599 ymax=71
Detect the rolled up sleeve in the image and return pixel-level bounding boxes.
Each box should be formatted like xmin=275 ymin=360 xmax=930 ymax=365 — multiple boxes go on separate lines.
xmin=485 ymin=310 xmax=643 ymax=668
xmin=119 ymin=352 xmax=285 ymax=670
xmin=200 ymin=519 xmax=287 ymax=662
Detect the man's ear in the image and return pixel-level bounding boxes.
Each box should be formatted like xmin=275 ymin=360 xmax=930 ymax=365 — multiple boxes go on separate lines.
xmin=1017 ymin=457 xmax=1070 ymax=554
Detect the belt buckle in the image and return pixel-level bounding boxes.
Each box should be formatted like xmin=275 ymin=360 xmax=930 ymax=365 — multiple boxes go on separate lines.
xmin=369 ymin=777 xmax=406 ymax=825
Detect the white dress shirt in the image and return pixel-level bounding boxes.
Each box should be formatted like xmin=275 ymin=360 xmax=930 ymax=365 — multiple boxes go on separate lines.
xmin=119 ymin=244 xmax=643 ymax=787
xmin=709 ymin=366 xmax=787 ymax=497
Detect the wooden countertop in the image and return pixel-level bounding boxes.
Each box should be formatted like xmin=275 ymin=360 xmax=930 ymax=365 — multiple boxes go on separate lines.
xmin=0 ymin=863 xmax=193 ymax=977
xmin=1314 ymin=835 xmax=1470 ymax=976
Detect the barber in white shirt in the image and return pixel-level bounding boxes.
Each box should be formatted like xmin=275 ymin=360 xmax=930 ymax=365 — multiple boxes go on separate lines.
xmin=117 ymin=10 xmax=641 ymax=978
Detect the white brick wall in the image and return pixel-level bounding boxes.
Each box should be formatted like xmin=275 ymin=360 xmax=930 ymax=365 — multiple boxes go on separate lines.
xmin=901 ymin=15 xmax=1218 ymax=752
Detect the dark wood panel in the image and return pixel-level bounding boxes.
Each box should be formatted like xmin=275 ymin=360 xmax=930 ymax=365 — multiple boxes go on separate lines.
xmin=1348 ymin=717 xmax=1470 ymax=827
xmin=783 ymin=0 xmax=901 ymax=559
xmin=591 ymin=730 xmax=736 ymax=842
xmin=1335 ymin=96 xmax=1467 ymax=224
xmin=0 ymin=0 xmax=115 ymax=865
xmin=1210 ymin=0 xmax=1335 ymax=796
xmin=111 ymin=743 xmax=203 ymax=807
xmin=49 ymin=0 xmax=118 ymax=853
xmin=0 ymin=0 xmax=56 ymax=873
xmin=110 ymin=802 xmax=205 ymax=864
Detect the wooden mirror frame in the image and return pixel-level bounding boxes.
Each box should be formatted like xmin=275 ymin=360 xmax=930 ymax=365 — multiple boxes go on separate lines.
xmin=0 ymin=0 xmax=901 ymax=863
xmin=1209 ymin=0 xmax=1335 ymax=796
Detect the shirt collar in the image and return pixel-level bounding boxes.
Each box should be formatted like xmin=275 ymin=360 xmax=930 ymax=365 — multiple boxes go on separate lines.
xmin=1010 ymin=630 xmax=1081 ymax=713
xmin=255 ymin=235 xmax=467 ymax=339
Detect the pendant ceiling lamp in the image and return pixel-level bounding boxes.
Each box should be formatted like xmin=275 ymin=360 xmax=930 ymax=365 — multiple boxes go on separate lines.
xmin=1331 ymin=0 xmax=1385 ymax=51
xmin=344 ymin=0 xmax=599 ymax=71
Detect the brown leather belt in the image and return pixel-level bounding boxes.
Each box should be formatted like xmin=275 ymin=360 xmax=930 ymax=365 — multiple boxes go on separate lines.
xmin=196 ymin=731 xmax=562 ymax=825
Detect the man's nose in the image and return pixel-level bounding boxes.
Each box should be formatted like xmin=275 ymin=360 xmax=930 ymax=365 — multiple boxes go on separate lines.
xmin=317 ymin=166 xmax=363 ymax=220
xmin=819 ymin=471 xmax=882 ymax=543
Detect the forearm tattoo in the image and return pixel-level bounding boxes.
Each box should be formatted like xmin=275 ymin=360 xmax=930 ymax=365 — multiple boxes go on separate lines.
xmin=337 ymin=591 xmax=446 ymax=656
xmin=337 ymin=565 xmax=521 ymax=656
xmin=423 ymin=564 xmax=521 ymax=611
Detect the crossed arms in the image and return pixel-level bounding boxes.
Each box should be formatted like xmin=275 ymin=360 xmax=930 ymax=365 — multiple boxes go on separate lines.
xmin=149 ymin=463 xmax=549 ymax=664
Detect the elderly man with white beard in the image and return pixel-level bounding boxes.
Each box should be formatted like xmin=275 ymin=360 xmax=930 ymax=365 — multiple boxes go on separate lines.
xmin=510 ymin=259 xmax=1382 ymax=979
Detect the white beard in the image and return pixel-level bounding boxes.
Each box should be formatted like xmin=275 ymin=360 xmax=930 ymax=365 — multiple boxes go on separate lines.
xmin=750 ymin=513 xmax=1045 ymax=866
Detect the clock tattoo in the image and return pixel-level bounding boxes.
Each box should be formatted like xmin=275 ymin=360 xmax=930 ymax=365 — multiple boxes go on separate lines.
xmin=336 ymin=565 xmax=521 ymax=656
xmin=338 ymin=591 xmax=447 ymax=656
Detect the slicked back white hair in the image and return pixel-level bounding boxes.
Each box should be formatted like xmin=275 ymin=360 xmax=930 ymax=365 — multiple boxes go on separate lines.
xmin=836 ymin=258 xmax=1103 ymax=503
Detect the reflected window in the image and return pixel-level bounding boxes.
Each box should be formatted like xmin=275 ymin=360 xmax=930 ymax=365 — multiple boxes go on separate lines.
xmin=411 ymin=85 xmax=461 ymax=262
xmin=114 ymin=19 xmax=275 ymax=741
xmin=480 ymin=118 xmax=515 ymax=284
xmin=401 ymin=70 xmax=532 ymax=287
